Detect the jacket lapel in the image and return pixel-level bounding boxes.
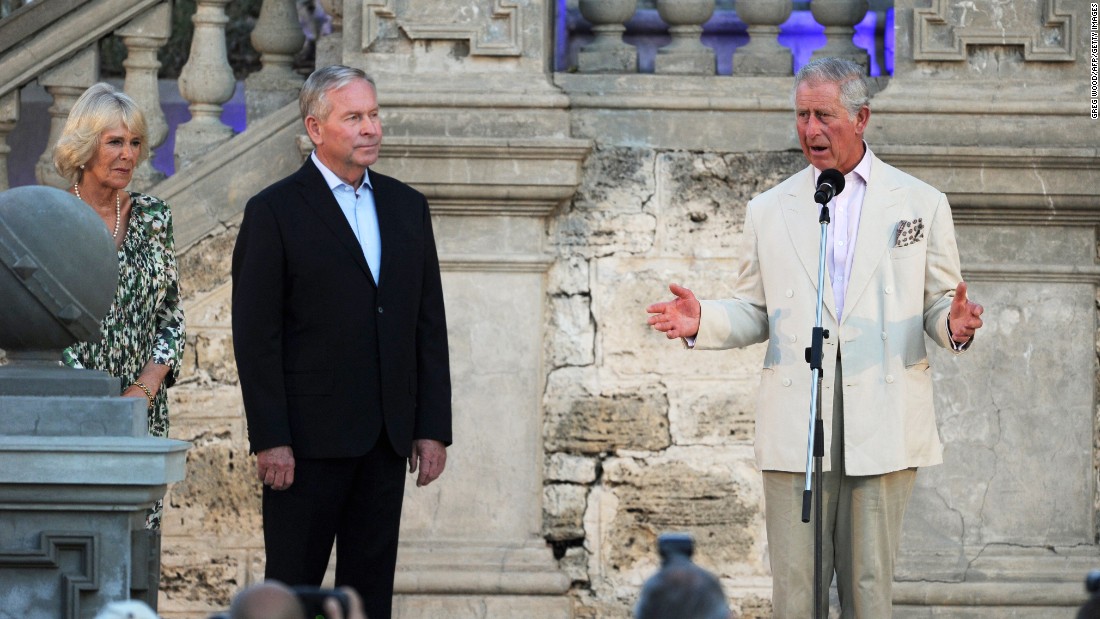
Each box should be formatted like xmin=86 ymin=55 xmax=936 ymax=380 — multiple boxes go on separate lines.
xmin=295 ymin=160 xmax=376 ymax=285
xmin=780 ymin=166 xmax=838 ymax=321
xmin=841 ymin=152 xmax=900 ymax=323
xmin=367 ymin=169 xmax=393 ymax=288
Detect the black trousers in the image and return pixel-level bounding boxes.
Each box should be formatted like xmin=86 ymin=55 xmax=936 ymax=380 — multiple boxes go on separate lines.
xmin=262 ymin=434 xmax=406 ymax=619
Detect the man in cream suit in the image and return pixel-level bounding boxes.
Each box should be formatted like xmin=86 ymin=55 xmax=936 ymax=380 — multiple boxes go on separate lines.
xmin=646 ymin=58 xmax=985 ymax=617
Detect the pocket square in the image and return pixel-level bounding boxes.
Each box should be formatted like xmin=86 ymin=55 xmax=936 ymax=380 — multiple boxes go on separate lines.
xmin=895 ymin=218 xmax=925 ymax=248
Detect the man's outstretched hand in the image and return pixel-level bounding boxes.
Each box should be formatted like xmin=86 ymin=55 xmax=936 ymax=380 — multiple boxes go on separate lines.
xmin=646 ymin=283 xmax=702 ymax=340
xmin=949 ymin=281 xmax=984 ymax=343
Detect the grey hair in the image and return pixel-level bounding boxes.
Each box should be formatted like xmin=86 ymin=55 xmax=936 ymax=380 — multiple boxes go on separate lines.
xmin=299 ymin=65 xmax=376 ymax=122
xmin=793 ymin=57 xmax=869 ymax=120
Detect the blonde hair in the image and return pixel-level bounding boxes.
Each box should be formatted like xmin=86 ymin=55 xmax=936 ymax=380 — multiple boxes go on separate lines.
xmin=53 ymin=83 xmax=149 ymax=184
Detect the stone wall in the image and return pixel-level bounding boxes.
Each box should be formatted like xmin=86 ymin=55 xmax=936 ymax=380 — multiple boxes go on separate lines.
xmin=540 ymin=147 xmax=809 ymax=617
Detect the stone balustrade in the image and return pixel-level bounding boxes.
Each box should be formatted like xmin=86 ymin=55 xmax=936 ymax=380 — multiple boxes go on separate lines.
xmin=563 ymin=0 xmax=888 ymax=77
xmin=0 ymin=0 xmax=888 ymax=192
xmin=0 ymin=0 xmax=310 ymax=192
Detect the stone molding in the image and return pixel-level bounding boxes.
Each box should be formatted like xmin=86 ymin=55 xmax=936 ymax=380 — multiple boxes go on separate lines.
xmin=373 ymin=136 xmax=593 ymax=217
xmin=876 ymin=146 xmax=1100 ymax=223
xmin=558 ymin=73 xmax=1084 ymax=115
xmin=363 ymin=0 xmax=522 ymax=56
xmin=963 ymin=263 xmax=1100 ymax=284
xmin=0 ymin=436 xmax=189 ymax=501
xmin=894 ymin=581 xmax=1083 ymax=607
xmin=438 ymin=254 xmax=554 ymax=273
xmin=0 ymin=0 xmax=92 ymax=56
xmin=0 ymin=0 xmax=164 ymax=101
xmin=913 ymin=0 xmax=1074 ymax=62
xmin=0 ymin=532 xmax=99 ymax=619
xmin=394 ymin=541 xmax=570 ymax=594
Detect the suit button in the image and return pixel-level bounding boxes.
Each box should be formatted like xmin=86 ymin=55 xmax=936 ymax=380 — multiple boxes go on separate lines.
xmin=377 ymin=307 xmax=384 ymax=314
xmin=782 ymin=378 xmax=792 ymax=387
xmin=885 ymin=375 xmax=895 ymax=384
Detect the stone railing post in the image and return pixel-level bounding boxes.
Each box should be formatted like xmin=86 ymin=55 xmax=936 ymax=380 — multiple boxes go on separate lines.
xmin=246 ymin=0 xmax=305 ymax=122
xmin=809 ymin=0 xmax=869 ymax=71
xmin=117 ymin=2 xmax=172 ymax=192
xmin=654 ymin=0 xmax=715 ymax=74
xmin=0 ymin=92 xmax=17 ymax=191
xmin=577 ymin=0 xmax=638 ymax=73
xmin=733 ymin=0 xmax=793 ymax=75
xmin=35 ymin=46 xmax=98 ymax=189
xmin=317 ymin=0 xmax=343 ymax=68
xmin=175 ymin=0 xmax=236 ymax=171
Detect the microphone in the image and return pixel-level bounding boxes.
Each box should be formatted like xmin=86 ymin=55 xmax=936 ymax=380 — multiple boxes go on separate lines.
xmin=814 ymin=169 xmax=845 ymax=205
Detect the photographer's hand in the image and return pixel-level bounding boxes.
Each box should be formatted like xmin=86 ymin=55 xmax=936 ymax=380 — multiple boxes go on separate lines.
xmin=324 ymin=586 xmax=366 ymax=619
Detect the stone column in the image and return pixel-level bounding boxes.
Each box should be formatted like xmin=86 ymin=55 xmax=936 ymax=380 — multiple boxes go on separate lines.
xmin=35 ymin=46 xmax=98 ymax=189
xmin=316 ymin=0 xmax=343 ymax=68
xmin=654 ymin=0 xmax=715 ymax=75
xmin=245 ymin=0 xmax=305 ymax=122
xmin=117 ymin=2 xmax=172 ymax=192
xmin=577 ymin=0 xmax=638 ymax=73
xmin=0 ymin=92 xmax=17 ymax=192
xmin=733 ymin=0 xmax=793 ymax=76
xmin=809 ymin=0 xmax=869 ymax=71
xmin=175 ymin=0 xmax=236 ymax=171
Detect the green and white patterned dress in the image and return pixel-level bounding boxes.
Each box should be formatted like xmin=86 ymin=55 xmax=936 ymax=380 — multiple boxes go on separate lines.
xmin=62 ymin=192 xmax=185 ymax=530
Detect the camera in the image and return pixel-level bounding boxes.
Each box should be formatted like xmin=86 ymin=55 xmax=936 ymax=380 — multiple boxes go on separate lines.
xmin=657 ymin=532 xmax=695 ymax=566
xmin=292 ymin=586 xmax=350 ymax=619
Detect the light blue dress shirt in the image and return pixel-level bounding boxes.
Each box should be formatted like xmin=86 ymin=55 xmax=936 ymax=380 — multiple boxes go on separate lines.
xmin=311 ymin=152 xmax=381 ymax=285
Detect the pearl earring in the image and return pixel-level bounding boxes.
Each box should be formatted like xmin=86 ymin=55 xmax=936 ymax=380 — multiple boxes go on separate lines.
xmin=79 ymin=164 xmax=85 ymax=169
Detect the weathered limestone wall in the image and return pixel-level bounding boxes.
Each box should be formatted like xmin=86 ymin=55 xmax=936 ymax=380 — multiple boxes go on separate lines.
xmin=543 ymin=149 xmax=809 ymax=618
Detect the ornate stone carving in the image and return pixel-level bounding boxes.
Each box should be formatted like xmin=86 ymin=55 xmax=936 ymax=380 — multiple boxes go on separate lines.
xmin=733 ymin=0 xmax=794 ymax=76
xmin=913 ymin=0 xmax=1074 ymax=62
xmin=576 ymin=0 xmax=638 ymax=73
xmin=0 ymin=92 xmax=17 ymax=192
xmin=0 ymin=533 xmax=99 ymax=619
xmin=175 ymin=0 xmax=236 ymax=170
xmin=363 ymin=0 xmax=522 ymax=57
xmin=246 ymin=0 xmax=306 ymax=122
xmin=654 ymin=0 xmax=716 ymax=75
xmin=117 ymin=2 xmax=172 ymax=191
xmin=34 ymin=46 xmax=97 ymax=190
xmin=810 ymin=0 xmax=870 ymax=71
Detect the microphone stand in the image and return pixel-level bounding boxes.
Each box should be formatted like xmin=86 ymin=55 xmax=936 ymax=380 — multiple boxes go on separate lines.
xmin=801 ymin=199 xmax=830 ymax=619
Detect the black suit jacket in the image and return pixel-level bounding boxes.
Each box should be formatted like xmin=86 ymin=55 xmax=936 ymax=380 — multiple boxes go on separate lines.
xmin=232 ymin=159 xmax=451 ymax=459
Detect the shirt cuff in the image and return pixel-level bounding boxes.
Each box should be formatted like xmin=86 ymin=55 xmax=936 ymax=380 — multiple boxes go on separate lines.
xmin=947 ymin=318 xmax=969 ymax=351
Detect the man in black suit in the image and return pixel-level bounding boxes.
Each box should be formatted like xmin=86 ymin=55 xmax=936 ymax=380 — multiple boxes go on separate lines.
xmin=231 ymin=65 xmax=452 ymax=619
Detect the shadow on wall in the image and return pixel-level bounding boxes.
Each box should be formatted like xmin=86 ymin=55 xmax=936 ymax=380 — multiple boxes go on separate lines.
xmin=6 ymin=79 xmax=248 ymax=188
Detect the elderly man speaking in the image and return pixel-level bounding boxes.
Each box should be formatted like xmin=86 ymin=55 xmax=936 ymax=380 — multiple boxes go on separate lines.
xmin=646 ymin=57 xmax=984 ymax=618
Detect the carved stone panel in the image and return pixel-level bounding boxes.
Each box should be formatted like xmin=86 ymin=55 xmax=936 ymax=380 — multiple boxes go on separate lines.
xmin=913 ymin=0 xmax=1074 ymax=61
xmin=363 ymin=0 xmax=522 ymax=56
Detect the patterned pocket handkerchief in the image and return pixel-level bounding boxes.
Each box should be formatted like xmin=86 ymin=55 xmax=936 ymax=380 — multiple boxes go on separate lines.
xmin=895 ymin=218 xmax=925 ymax=248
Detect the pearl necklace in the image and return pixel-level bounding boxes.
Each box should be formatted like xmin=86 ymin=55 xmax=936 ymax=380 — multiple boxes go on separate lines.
xmin=74 ymin=184 xmax=122 ymax=238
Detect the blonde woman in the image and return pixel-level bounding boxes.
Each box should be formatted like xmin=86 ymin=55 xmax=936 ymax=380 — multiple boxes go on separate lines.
xmin=53 ymin=82 xmax=185 ymax=530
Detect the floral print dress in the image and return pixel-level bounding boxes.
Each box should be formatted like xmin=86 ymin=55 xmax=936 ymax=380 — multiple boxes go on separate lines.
xmin=62 ymin=192 xmax=185 ymax=530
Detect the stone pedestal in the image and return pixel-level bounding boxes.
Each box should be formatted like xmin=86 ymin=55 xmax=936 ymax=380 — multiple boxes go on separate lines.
xmin=0 ymin=365 xmax=189 ymax=618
